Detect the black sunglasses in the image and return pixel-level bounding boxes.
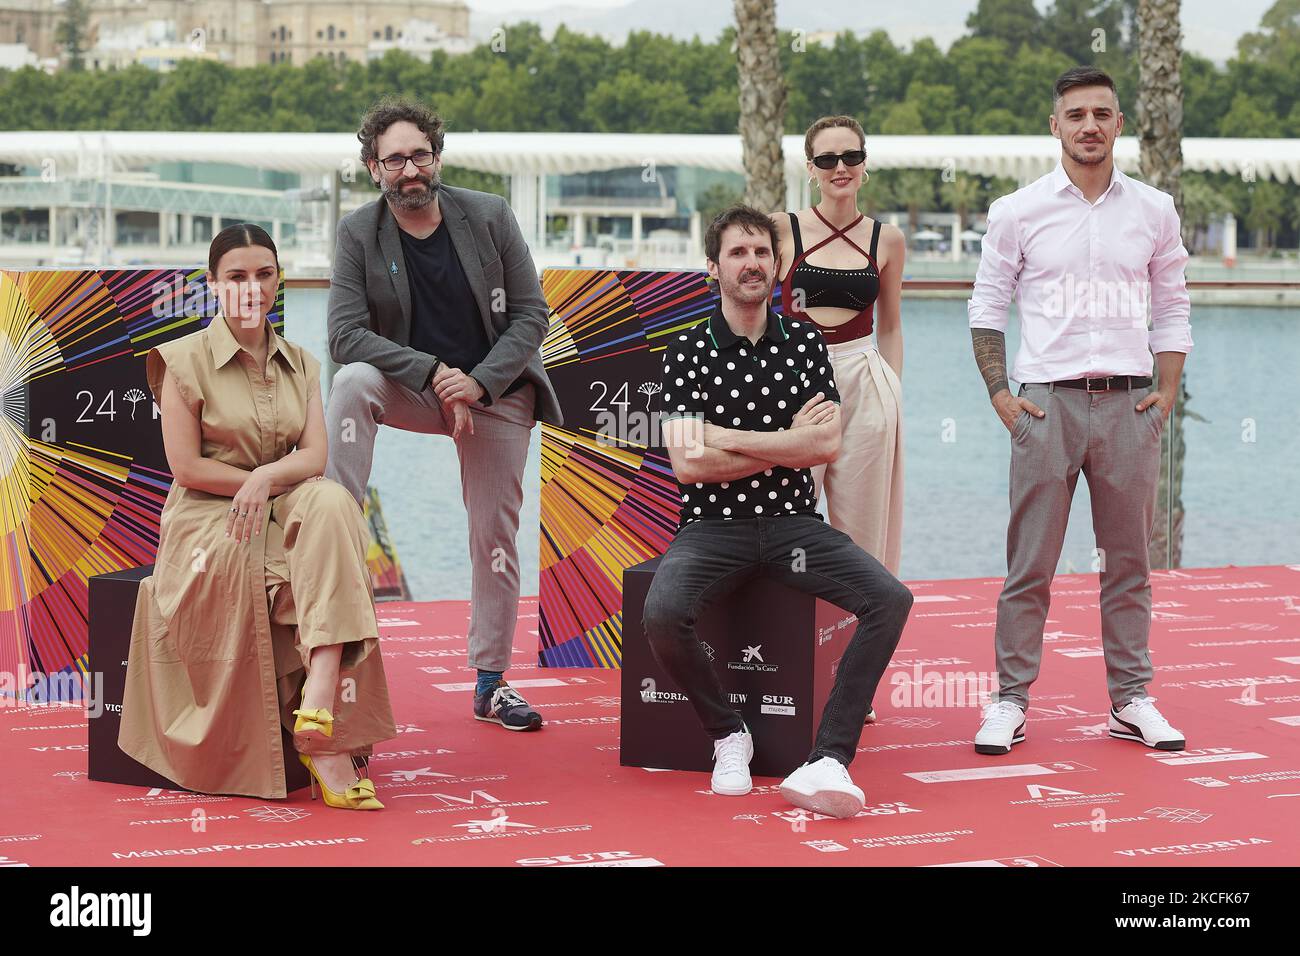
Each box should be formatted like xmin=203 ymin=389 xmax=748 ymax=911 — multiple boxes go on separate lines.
xmin=811 ymin=150 xmax=867 ymax=170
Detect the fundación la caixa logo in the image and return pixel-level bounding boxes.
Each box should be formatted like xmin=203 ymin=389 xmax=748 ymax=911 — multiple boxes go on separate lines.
xmin=49 ymin=886 xmax=151 ymax=936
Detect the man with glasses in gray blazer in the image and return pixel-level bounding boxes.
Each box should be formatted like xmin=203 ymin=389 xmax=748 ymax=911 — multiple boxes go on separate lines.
xmin=325 ymin=96 xmax=562 ymax=732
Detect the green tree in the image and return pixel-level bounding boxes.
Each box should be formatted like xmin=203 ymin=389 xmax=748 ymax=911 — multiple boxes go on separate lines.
xmin=1005 ymin=44 xmax=1079 ymax=131
xmin=583 ymin=72 xmax=697 ymax=132
xmin=144 ymin=59 xmax=231 ymax=128
xmin=1041 ymin=0 xmax=1127 ymax=63
xmin=966 ymin=0 xmax=1044 ymax=52
xmin=973 ymin=108 xmax=1024 ymax=133
xmin=947 ymin=36 xmax=1015 ymax=119
xmin=860 ymin=30 xmax=910 ymax=128
xmin=940 ymin=175 xmax=982 ymax=234
xmin=879 ymin=101 xmax=927 ymax=135
xmin=1238 ymin=0 xmax=1300 ymax=63
xmin=1180 ymin=174 xmax=1235 ymax=252
xmin=1245 ymin=179 xmax=1286 ymax=249
xmin=54 ymin=0 xmax=90 ymax=72
xmin=1218 ymin=92 xmax=1285 ymax=137
xmin=904 ymin=81 xmax=959 ymax=134
xmin=895 ymin=169 xmax=937 ymax=234
xmin=862 ymin=169 xmax=899 ymax=217
xmin=1181 ymin=52 xmax=1234 ymax=137
xmin=696 ymin=181 xmax=744 ymax=227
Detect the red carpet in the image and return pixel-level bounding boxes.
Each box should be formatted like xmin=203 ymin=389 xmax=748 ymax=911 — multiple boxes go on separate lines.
xmin=4 ymin=565 xmax=1299 ymax=867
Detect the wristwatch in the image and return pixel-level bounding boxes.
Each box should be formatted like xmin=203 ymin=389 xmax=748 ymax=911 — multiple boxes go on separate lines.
xmin=425 ymin=360 xmax=441 ymax=390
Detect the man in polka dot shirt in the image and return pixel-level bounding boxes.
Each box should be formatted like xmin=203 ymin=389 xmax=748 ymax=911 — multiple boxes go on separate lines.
xmin=643 ymin=205 xmax=914 ymax=818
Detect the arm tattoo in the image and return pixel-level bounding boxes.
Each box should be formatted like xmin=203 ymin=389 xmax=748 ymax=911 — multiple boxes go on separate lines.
xmin=971 ymin=328 xmax=1009 ymax=399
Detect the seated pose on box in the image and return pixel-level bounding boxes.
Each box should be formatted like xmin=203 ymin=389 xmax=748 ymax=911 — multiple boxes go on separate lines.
xmin=119 ymin=224 xmax=396 ymax=809
xmin=643 ymin=205 xmax=914 ymax=818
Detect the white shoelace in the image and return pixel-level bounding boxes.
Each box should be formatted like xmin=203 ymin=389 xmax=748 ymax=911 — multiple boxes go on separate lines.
xmin=1123 ymin=696 xmax=1173 ymax=730
xmin=715 ymin=733 xmax=749 ymax=774
xmin=492 ymin=684 xmax=528 ymax=711
xmin=981 ymin=700 xmax=1023 ymax=731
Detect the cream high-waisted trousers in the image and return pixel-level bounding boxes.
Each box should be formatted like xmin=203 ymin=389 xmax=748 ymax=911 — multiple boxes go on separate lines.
xmin=811 ymin=337 xmax=904 ymax=576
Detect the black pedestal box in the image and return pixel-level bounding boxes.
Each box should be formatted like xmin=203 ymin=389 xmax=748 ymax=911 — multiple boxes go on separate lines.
xmin=87 ymin=566 xmax=308 ymax=793
xmin=620 ymin=556 xmax=857 ymax=778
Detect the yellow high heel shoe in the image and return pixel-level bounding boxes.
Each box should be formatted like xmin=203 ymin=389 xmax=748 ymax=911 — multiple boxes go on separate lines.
xmin=299 ymin=753 xmax=384 ymax=811
xmin=292 ymin=706 xmax=334 ymax=740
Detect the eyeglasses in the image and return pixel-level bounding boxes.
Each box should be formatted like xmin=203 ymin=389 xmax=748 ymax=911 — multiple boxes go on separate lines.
xmin=379 ymin=150 xmax=436 ymax=171
xmin=811 ymin=150 xmax=867 ymax=170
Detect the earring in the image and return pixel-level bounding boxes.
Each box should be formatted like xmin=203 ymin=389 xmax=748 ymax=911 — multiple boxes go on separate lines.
xmin=863 ymin=171 xmax=870 ymax=184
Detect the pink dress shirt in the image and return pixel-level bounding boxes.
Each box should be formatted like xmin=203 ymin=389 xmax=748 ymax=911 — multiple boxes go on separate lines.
xmin=968 ymin=162 xmax=1193 ymax=383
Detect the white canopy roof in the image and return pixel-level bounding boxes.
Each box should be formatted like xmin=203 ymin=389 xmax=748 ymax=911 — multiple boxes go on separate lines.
xmin=1 ymin=131 xmax=1296 ymax=183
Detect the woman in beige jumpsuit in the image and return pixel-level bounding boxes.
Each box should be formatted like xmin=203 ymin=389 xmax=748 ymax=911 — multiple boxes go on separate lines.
xmin=118 ymin=224 xmax=396 ymax=807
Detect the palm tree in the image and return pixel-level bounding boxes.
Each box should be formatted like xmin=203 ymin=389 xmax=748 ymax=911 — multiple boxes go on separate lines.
xmin=940 ymin=174 xmax=981 ymax=238
xmin=1245 ymin=181 xmax=1286 ymax=251
xmin=863 ymin=169 xmax=899 ymax=219
xmin=733 ymin=0 xmax=787 ymax=212
xmin=1180 ymin=176 xmax=1233 ymax=254
xmin=895 ymin=170 xmax=936 ymax=236
xmin=1136 ymin=0 xmax=1187 ymax=569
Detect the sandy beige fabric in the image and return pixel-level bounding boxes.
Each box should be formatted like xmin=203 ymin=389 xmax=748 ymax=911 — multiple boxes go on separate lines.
xmin=118 ymin=316 xmax=395 ymax=799
xmin=811 ymin=340 xmax=905 ymax=576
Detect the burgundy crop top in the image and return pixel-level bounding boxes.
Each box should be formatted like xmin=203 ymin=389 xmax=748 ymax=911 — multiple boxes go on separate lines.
xmin=780 ymin=208 xmax=882 ymax=345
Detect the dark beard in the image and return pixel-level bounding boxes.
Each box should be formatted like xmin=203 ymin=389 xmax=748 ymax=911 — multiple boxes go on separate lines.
xmin=382 ymin=169 xmax=440 ymax=210
xmin=1064 ymin=142 xmax=1109 ymax=166
xmin=721 ymin=271 xmax=772 ymax=305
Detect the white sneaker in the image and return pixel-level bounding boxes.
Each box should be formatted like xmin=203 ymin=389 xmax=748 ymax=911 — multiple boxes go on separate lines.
xmin=711 ymin=726 xmax=754 ymax=795
xmin=864 ymin=707 xmax=877 ymax=724
xmin=975 ymin=700 xmax=1026 ymax=755
xmin=779 ymin=756 xmax=865 ymax=819
xmin=1110 ymin=696 xmax=1185 ymax=751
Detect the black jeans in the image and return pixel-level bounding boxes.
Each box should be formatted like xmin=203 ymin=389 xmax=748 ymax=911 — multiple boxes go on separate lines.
xmin=641 ymin=514 xmax=913 ymax=767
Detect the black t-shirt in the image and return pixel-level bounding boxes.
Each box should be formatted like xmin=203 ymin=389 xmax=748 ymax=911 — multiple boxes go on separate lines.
xmin=658 ymin=304 xmax=841 ymax=530
xmin=399 ymin=220 xmax=491 ymax=380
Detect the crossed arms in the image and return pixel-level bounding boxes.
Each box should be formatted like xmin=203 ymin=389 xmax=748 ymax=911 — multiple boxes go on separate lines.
xmin=661 ymin=394 xmax=841 ymax=486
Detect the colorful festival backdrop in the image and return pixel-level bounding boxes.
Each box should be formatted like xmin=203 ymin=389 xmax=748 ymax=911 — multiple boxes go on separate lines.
xmin=538 ymin=268 xmax=782 ymax=668
xmin=0 ymin=268 xmax=406 ymax=704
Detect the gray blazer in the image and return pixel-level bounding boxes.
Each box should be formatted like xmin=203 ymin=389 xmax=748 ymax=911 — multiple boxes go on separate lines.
xmin=327 ymin=184 xmax=563 ymax=427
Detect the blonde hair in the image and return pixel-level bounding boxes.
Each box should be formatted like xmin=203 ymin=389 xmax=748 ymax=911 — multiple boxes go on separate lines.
xmin=804 ymin=115 xmax=865 ymax=161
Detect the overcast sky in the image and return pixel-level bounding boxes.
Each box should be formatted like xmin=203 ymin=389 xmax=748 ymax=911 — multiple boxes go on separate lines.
xmin=463 ymin=0 xmax=1271 ymax=63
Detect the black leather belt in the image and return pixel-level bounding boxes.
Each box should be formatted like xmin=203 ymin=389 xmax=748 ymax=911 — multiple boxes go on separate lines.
xmin=1046 ymin=375 xmax=1152 ymax=392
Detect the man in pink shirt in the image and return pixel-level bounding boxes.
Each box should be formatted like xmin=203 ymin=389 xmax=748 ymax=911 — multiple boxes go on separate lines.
xmin=968 ymin=66 xmax=1192 ymax=756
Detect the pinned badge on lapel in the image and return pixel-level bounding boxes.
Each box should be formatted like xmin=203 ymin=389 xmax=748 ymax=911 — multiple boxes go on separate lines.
xmin=390 ymin=261 xmax=399 ymax=275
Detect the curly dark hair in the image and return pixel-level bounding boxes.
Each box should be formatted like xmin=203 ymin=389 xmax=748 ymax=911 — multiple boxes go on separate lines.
xmin=704 ymin=205 xmax=778 ymax=265
xmin=356 ymin=96 xmax=446 ymax=168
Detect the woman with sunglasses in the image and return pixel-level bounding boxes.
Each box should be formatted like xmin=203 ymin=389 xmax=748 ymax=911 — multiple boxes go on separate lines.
xmin=773 ymin=116 xmax=906 ymax=586
xmin=119 ymin=223 xmax=396 ymax=809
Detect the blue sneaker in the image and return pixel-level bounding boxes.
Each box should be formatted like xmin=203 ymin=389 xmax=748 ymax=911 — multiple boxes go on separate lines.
xmin=473 ymin=680 xmax=543 ymax=732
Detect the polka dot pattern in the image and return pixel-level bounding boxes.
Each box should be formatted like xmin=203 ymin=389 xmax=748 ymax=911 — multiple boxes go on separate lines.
xmin=658 ymin=305 xmax=841 ymax=528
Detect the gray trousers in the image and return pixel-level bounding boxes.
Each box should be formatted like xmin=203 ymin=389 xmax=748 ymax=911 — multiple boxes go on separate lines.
xmin=324 ymin=362 xmax=535 ymax=672
xmin=995 ymin=381 xmax=1164 ymax=710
